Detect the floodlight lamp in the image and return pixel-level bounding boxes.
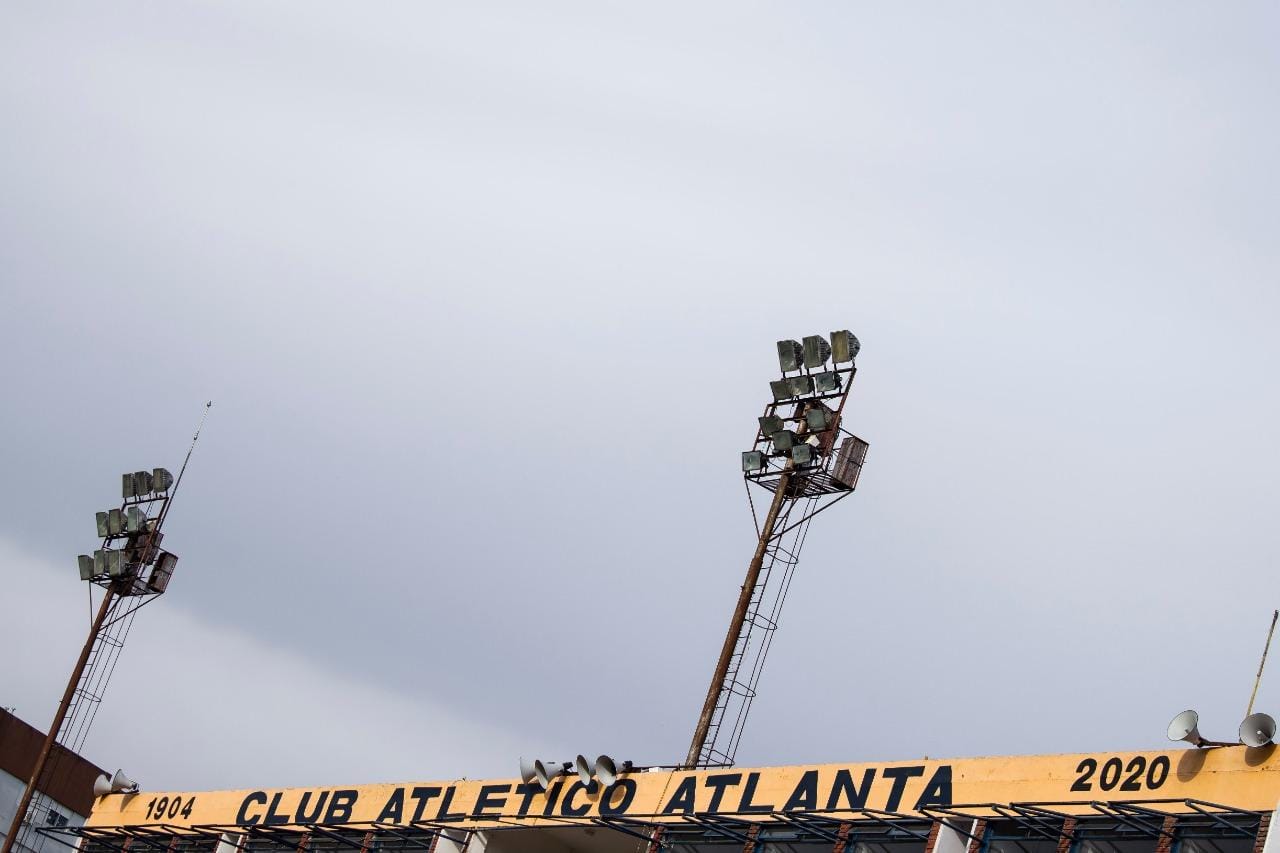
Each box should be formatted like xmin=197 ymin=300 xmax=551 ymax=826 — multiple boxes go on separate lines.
xmin=758 ymin=415 xmax=784 ymax=437
xmin=96 ymin=512 xmax=109 ymax=539
xmin=802 ymin=335 xmax=831 ymax=369
xmin=830 ymin=330 xmax=860 ymax=364
xmin=742 ymin=451 xmax=766 ymax=473
xmin=772 ymin=430 xmax=798 ymax=451
xmin=126 ymin=506 xmax=147 ymax=534
xmin=152 ymin=468 xmax=174 ymax=492
xmin=122 ymin=473 xmax=135 ymax=499
xmin=133 ymin=470 xmax=153 ymax=495
xmin=815 ymin=371 xmax=841 ymax=394
xmin=106 ymin=550 xmax=126 ymax=578
xmin=149 ymin=551 xmax=177 ymax=593
xmin=769 ymin=380 xmax=793 ymax=402
xmin=786 ymin=375 xmax=814 ymax=398
xmin=805 ymin=408 xmax=831 ymax=431
xmin=78 ymin=555 xmax=94 ymax=581
xmin=107 ymin=509 xmax=125 ymax=537
xmin=776 ymin=340 xmax=804 ymax=372
xmin=789 ymin=444 xmax=817 ymax=465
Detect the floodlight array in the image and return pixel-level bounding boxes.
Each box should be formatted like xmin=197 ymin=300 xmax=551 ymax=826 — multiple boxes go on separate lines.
xmin=774 ymin=330 xmax=859 ymax=374
xmin=76 ymin=468 xmax=180 ymax=594
xmin=123 ymin=468 xmax=173 ymax=499
xmin=749 ymin=330 xmax=860 ymax=476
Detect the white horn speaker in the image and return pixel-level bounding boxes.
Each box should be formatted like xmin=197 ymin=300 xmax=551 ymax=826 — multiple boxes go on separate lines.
xmin=574 ymin=755 xmax=593 ymax=785
xmin=595 ymin=756 xmax=634 ymax=786
xmin=518 ymin=757 xmax=539 ymax=785
xmin=1240 ymin=712 xmax=1276 ymax=748
xmin=93 ymin=774 xmax=113 ymax=798
xmin=533 ymin=759 xmax=567 ymax=789
xmin=1168 ymin=709 xmax=1205 ymax=747
xmin=110 ymin=770 xmax=138 ymax=793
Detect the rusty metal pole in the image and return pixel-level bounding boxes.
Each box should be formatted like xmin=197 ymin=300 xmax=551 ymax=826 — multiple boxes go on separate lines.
xmin=684 ymin=469 xmax=793 ymax=769
xmin=1246 ymin=609 xmax=1279 ymax=718
xmin=2 ymin=588 xmax=115 ymax=853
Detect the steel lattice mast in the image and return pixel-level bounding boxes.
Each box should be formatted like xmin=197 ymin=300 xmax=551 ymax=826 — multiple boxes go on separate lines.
xmin=2 ymin=404 xmax=209 ymax=853
xmin=685 ymin=334 xmax=868 ymax=770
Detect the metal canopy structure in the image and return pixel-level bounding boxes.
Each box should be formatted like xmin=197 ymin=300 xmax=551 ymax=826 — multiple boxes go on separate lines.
xmin=38 ymin=799 xmax=1273 ymax=853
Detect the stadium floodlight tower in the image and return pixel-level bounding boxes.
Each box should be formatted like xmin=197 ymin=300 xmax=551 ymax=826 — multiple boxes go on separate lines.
xmin=2 ymin=405 xmax=209 ymax=853
xmin=685 ymin=333 xmax=869 ymax=770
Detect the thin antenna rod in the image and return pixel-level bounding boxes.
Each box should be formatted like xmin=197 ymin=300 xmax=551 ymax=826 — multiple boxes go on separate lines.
xmin=173 ymin=401 xmax=213 ymax=496
xmin=1246 ymin=609 xmax=1279 ymax=718
xmin=156 ymin=402 xmax=211 ymax=530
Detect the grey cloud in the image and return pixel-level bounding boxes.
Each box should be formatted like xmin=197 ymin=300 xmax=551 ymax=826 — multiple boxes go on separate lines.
xmin=1 ymin=1 xmax=1277 ymax=786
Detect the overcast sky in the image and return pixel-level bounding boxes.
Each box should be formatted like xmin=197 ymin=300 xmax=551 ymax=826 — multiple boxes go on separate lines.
xmin=2 ymin=2 xmax=1278 ymax=793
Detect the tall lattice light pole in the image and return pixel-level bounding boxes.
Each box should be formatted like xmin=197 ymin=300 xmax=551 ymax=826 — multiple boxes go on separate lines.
xmin=3 ymin=404 xmax=208 ymax=853
xmin=685 ymin=334 xmax=869 ymax=769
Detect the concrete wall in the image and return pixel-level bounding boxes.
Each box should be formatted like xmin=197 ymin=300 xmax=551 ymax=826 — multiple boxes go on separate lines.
xmin=0 ymin=768 xmax=88 ymax=853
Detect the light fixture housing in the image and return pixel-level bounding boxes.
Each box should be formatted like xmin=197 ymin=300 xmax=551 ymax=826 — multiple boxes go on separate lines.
xmin=815 ymin=371 xmax=842 ymax=394
xmin=96 ymin=512 xmax=109 ymax=538
xmin=769 ymin=380 xmax=793 ymax=402
xmin=758 ymin=415 xmax=785 ymax=437
xmin=741 ymin=451 xmax=766 ymax=472
xmin=805 ymin=408 xmax=832 ymax=431
xmin=152 ymin=468 xmax=174 ymax=492
xmin=786 ymin=375 xmax=814 ymax=398
xmin=148 ymin=552 xmax=178 ymax=593
xmin=832 ymin=436 xmax=870 ymax=489
xmin=126 ymin=506 xmax=147 ymax=534
xmin=831 ymin=330 xmax=860 ymax=364
xmin=94 ymin=549 xmax=125 ymax=578
xmin=107 ymin=509 xmax=125 ymax=537
xmin=803 ymin=335 xmax=831 ymax=369
xmin=78 ymin=555 xmax=94 ymax=581
xmin=789 ymin=444 xmax=817 ymax=465
xmin=776 ymin=340 xmax=804 ymax=372
xmin=771 ymin=430 xmax=799 ymax=451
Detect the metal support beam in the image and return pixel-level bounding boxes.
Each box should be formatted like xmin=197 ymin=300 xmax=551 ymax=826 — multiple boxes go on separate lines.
xmin=684 ymin=468 xmax=792 ymax=768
